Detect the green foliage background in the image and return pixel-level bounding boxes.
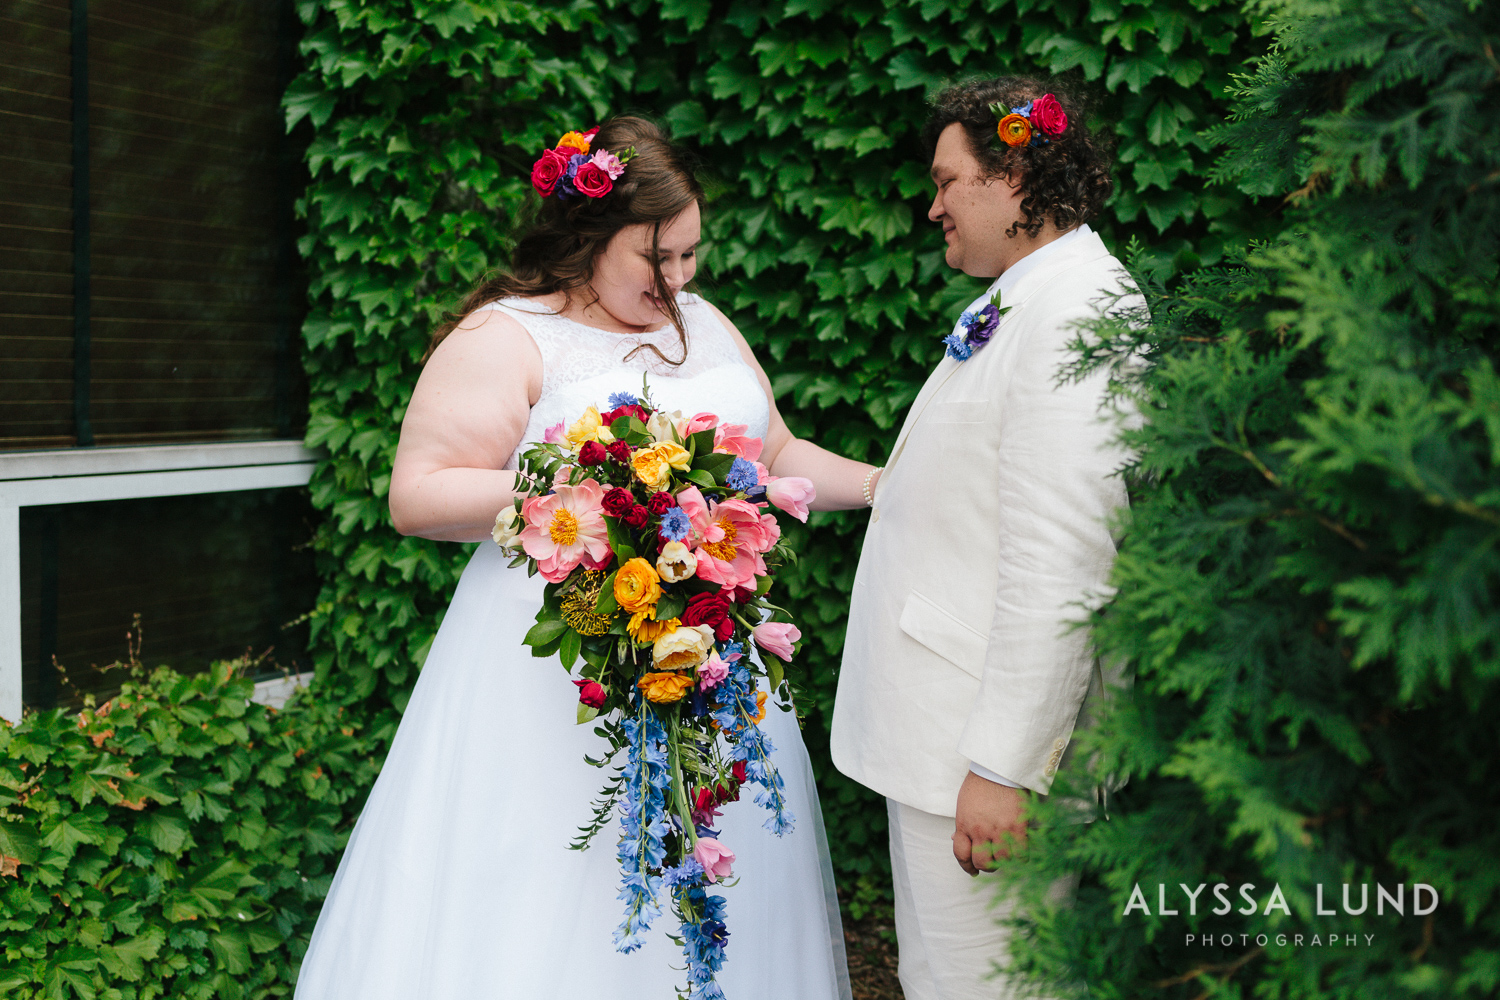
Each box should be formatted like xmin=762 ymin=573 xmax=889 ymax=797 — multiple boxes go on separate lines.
xmin=1000 ymin=0 xmax=1500 ymax=994
xmin=285 ymin=0 xmax=1269 ymax=907
xmin=0 ymin=660 xmax=384 ymax=997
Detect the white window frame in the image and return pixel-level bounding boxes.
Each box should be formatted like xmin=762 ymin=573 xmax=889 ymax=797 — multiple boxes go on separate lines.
xmin=0 ymin=441 xmax=320 ymax=722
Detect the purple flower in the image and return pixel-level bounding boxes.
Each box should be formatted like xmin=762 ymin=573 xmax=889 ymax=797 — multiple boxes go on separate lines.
xmin=963 ymin=303 xmax=1002 ymax=349
xmin=559 ymin=152 xmax=591 ymax=198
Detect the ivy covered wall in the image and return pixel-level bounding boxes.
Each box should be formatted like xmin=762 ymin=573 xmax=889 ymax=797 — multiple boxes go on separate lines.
xmin=286 ymin=0 xmax=1269 ymax=903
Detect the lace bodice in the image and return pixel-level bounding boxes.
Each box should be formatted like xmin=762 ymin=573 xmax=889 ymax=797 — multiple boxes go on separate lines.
xmin=480 ymin=293 xmax=771 ymax=468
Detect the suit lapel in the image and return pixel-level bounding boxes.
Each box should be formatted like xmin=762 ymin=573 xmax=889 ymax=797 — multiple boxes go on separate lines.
xmin=881 ymin=231 xmax=1114 ymax=476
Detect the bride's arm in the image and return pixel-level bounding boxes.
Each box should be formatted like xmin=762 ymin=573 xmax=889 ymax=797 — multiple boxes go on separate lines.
xmin=388 ymin=309 xmax=543 ymax=542
xmin=708 ymin=304 xmax=880 ymax=512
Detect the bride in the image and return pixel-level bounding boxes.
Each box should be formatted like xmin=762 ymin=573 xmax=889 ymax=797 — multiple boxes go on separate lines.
xmin=294 ymin=117 xmax=881 ymax=998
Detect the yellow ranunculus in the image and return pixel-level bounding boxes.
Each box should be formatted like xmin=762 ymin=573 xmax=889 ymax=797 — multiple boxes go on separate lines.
xmin=655 ymin=540 xmax=698 ymax=583
xmin=613 ymin=557 xmax=661 ymax=614
xmin=653 ymin=623 xmax=715 ymax=672
xmin=565 ymin=406 xmax=603 ymax=450
xmin=628 ymin=610 xmax=680 ymax=644
xmin=556 ymin=130 xmax=592 ymax=154
xmin=631 ymin=441 xmax=692 ymax=491
xmin=637 ymin=671 xmax=695 ymax=703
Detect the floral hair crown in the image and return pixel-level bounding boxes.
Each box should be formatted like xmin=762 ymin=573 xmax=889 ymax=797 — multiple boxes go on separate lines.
xmin=989 ymin=93 xmax=1069 ymax=148
xmin=530 ymin=127 xmax=638 ymax=200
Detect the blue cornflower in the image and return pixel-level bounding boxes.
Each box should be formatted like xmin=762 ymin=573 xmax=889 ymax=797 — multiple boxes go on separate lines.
xmin=608 ymin=391 xmax=639 ymax=409
xmin=943 ymin=332 xmax=973 ymax=361
xmin=725 ymin=457 xmax=759 ymax=492
xmin=659 ymin=506 xmax=691 ymax=541
xmin=663 ymin=857 xmax=706 ymax=888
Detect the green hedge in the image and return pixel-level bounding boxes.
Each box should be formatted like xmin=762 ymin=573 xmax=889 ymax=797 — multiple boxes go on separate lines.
xmin=999 ymin=0 xmax=1500 ymax=994
xmin=0 ymin=660 xmax=384 ymax=998
xmin=286 ymin=0 xmax=1269 ymax=908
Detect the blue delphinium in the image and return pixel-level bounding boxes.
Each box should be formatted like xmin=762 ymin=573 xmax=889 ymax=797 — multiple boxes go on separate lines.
xmin=710 ymin=654 xmax=795 ymax=836
xmin=663 ymin=857 xmax=706 ymax=888
xmin=680 ymin=885 xmax=731 ymax=1000
xmin=615 ymin=697 xmax=671 ymax=952
xmin=608 ymin=391 xmax=639 ymax=409
xmin=943 ymin=331 xmax=973 ymax=361
xmin=659 ymin=506 xmax=691 ymax=541
xmin=725 ymin=457 xmax=759 ymax=493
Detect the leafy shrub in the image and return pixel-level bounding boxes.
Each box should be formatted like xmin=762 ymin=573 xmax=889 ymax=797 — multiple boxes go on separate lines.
xmin=0 ymin=658 xmax=384 ymax=999
xmin=1002 ymin=0 xmax=1500 ymax=994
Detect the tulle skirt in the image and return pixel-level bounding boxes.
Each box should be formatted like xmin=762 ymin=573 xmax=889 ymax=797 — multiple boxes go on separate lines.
xmin=295 ymin=543 xmax=851 ymax=999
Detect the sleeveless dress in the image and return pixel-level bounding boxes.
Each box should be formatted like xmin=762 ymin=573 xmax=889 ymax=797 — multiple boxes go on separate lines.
xmin=295 ymin=294 xmax=853 ymax=1000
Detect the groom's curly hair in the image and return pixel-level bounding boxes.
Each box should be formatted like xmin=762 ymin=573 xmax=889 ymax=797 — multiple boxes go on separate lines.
xmin=922 ymin=77 xmax=1114 ymax=239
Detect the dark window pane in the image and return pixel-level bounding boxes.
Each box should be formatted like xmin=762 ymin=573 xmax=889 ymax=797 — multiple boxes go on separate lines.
xmin=19 ymin=487 xmax=317 ymax=708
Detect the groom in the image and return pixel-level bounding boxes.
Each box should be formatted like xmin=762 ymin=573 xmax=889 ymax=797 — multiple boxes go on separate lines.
xmin=831 ymin=78 xmax=1135 ymax=999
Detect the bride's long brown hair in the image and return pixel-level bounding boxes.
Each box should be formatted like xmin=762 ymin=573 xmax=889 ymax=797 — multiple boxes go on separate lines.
xmin=427 ymin=117 xmax=705 ymax=363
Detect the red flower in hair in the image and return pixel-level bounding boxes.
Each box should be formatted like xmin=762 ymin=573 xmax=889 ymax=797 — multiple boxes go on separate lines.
xmin=530 ymin=148 xmax=570 ymax=197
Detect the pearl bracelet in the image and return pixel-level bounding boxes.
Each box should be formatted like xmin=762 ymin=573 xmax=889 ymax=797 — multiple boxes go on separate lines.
xmin=862 ymin=466 xmax=883 ymax=507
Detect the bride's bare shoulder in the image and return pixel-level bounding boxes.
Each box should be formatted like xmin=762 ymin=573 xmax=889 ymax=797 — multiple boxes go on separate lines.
xmin=423 ymin=301 xmax=543 ymax=403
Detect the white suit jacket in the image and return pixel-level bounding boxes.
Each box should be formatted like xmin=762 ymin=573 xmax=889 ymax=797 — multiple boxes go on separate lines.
xmin=830 ymin=227 xmax=1135 ymax=816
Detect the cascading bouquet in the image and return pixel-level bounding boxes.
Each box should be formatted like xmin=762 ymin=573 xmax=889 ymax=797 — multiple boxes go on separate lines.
xmin=492 ymin=384 xmax=817 ymax=999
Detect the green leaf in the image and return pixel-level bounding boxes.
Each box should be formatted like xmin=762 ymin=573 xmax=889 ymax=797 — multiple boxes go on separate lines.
xmin=559 ymin=628 xmax=583 ymax=670
xmin=525 ymin=619 xmax=569 ymax=647
xmin=682 ymin=469 xmax=718 ymax=489
xmin=577 ymin=702 xmax=600 ymax=725
xmin=656 ymin=590 xmax=687 ymax=621
xmin=0 ymin=818 xmax=40 ymax=864
xmin=692 ymin=452 xmax=736 ymax=480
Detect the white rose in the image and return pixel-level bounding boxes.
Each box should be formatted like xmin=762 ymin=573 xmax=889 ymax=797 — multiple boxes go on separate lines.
xmin=646 ymin=408 xmax=683 ymax=444
xmin=653 ymin=623 xmax=715 ymax=672
xmin=655 ymin=541 xmax=698 ymax=583
xmin=492 ymin=506 xmax=522 ymax=549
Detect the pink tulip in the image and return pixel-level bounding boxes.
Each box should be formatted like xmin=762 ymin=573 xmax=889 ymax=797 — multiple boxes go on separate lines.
xmin=542 ymin=421 xmax=566 ymax=444
xmin=681 ymin=412 xmax=720 ymax=436
xmin=764 ymin=477 xmax=815 ymax=522
xmin=753 ymin=621 xmax=801 ymax=661
xmin=693 ymin=837 xmax=736 ymax=883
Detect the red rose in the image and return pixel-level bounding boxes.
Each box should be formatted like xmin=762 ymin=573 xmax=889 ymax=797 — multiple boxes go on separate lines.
xmin=601 ymin=487 xmax=635 ymax=517
xmin=573 ymin=161 xmax=613 ymax=198
xmin=713 ymin=781 xmax=738 ymax=805
xmin=602 ymin=404 xmax=649 ymax=426
xmin=647 ymin=492 xmax=675 ymax=515
xmin=573 ymin=678 xmax=606 ymax=708
xmin=606 ymin=440 xmax=633 ymax=464
xmin=624 ymin=505 xmax=651 ymax=529
xmin=530 ymin=148 xmax=569 ymax=197
xmin=578 ymin=440 xmax=608 ymax=466
xmin=1030 ymin=93 xmax=1068 ymax=136
xmin=682 ymin=592 xmax=734 ymax=642
xmin=693 ymin=787 xmax=715 ymax=813
xmin=731 ymin=586 xmax=756 ymax=605
xmin=731 ymin=760 xmax=747 ymax=784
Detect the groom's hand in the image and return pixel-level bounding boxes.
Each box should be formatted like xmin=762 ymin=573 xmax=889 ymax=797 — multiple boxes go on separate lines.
xmin=952 ymin=772 xmax=1029 ymax=876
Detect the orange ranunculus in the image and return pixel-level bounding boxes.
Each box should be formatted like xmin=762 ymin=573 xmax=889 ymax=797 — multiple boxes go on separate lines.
xmin=628 ymin=610 xmax=680 ymax=644
xmin=613 ymin=557 xmax=661 ymax=614
xmin=753 ymin=690 xmax=768 ymax=723
xmin=997 ymin=113 xmax=1033 ymax=147
xmin=556 ymin=130 xmax=592 ymax=155
xmin=638 ymin=671 xmax=695 ymax=703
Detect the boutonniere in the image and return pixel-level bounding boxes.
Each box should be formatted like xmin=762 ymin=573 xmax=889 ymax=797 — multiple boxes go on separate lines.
xmin=942 ymin=288 xmax=1011 ymax=361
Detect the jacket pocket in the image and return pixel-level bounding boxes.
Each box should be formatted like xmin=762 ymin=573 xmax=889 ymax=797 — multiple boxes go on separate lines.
xmin=898 ymin=590 xmax=988 ymax=680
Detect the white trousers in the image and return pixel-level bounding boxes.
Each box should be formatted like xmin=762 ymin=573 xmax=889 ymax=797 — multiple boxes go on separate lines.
xmin=887 ymin=799 xmax=1071 ymax=1000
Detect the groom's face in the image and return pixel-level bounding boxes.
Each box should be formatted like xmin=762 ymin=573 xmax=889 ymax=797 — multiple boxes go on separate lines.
xmin=927 ymin=123 xmax=1027 ymax=279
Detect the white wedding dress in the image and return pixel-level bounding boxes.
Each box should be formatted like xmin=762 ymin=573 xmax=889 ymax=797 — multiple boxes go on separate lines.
xmin=295 ymin=293 xmax=852 ymax=1000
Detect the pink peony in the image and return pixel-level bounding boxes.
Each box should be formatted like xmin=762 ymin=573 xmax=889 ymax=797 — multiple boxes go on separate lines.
xmin=530 ymin=148 xmax=570 ymax=197
xmin=693 ymin=837 xmax=736 ymax=883
xmin=698 ymin=651 xmax=730 ymax=690
xmin=573 ymin=160 xmax=613 ymax=198
xmin=713 ymin=423 xmax=764 ymax=461
xmin=1030 ymin=93 xmax=1068 ymax=136
xmin=518 ymin=479 xmax=612 ymax=582
xmin=684 ymin=493 xmax=780 ymax=591
xmin=753 ymin=621 xmax=802 ymax=662
xmin=590 ymin=149 xmax=625 ymax=180
xmin=764 ymin=476 xmax=815 ymax=522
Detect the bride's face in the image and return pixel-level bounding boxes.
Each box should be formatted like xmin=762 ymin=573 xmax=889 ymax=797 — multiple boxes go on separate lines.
xmin=590 ymin=202 xmax=701 ymax=329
